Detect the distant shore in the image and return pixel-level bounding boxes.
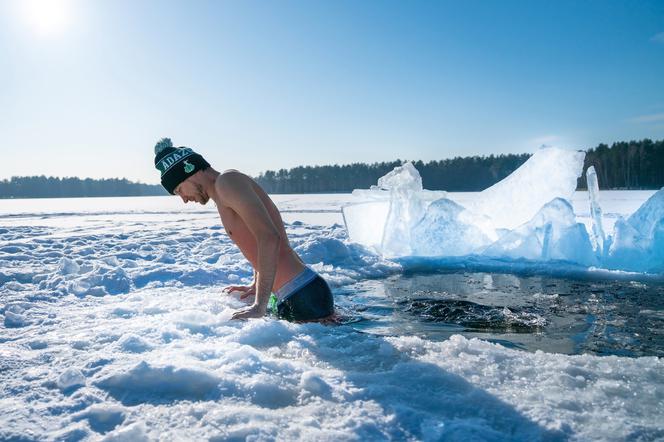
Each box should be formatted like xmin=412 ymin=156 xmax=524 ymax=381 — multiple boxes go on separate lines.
xmin=2 ymin=139 xmax=662 ymax=198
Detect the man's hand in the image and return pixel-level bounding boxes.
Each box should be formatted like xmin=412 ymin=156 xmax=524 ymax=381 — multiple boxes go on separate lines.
xmin=221 ymin=284 xmax=255 ymax=300
xmin=231 ymin=303 xmax=267 ymax=320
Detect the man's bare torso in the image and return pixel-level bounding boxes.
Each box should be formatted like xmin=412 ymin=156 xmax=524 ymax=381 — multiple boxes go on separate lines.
xmin=215 ymin=171 xmax=305 ymax=291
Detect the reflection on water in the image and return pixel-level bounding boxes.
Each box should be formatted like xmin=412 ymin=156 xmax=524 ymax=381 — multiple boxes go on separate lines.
xmin=339 ymin=271 xmax=664 ymax=357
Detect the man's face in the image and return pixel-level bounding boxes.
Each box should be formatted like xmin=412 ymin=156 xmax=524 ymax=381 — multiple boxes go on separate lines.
xmin=174 ymin=178 xmax=209 ymax=205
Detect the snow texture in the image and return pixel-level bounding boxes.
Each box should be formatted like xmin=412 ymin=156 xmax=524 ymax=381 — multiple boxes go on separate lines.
xmin=0 ymin=190 xmax=663 ymax=440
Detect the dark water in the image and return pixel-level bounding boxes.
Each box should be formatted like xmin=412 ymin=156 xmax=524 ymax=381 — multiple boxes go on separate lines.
xmin=340 ymin=271 xmax=664 ymax=357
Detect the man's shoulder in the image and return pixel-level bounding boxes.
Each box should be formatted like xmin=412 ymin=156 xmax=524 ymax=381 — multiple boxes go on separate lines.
xmin=215 ymin=169 xmax=245 ymax=187
xmin=215 ymin=170 xmax=256 ymax=201
xmin=221 ymin=168 xmax=242 ymax=176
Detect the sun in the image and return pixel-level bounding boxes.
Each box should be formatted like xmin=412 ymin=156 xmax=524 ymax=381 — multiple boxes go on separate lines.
xmin=18 ymin=0 xmax=73 ymax=36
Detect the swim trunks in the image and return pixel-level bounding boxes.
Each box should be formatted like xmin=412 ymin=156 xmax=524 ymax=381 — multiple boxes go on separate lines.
xmin=267 ymin=267 xmax=334 ymax=321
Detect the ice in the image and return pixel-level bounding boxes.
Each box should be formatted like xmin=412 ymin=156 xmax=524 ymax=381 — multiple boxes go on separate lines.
xmin=376 ymin=162 xmax=430 ymax=257
xmin=344 ymin=147 xmax=586 ymax=258
xmin=378 ymin=160 xmax=423 ymax=192
xmin=484 ymin=198 xmax=597 ymax=266
xmin=343 ymin=162 xmax=446 ymax=256
xmin=586 ymin=166 xmax=606 ymax=255
xmin=344 ymin=148 xmax=664 ymax=274
xmin=606 ymin=188 xmax=664 ymax=273
xmin=342 ymin=200 xmax=390 ymax=251
xmin=410 ymin=198 xmax=498 ymax=256
xmin=343 ymin=162 xmax=445 ymax=257
xmin=469 ymin=146 xmax=586 ymax=230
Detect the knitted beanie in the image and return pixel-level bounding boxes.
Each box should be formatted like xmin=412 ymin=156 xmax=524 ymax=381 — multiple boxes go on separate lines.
xmin=153 ymin=138 xmax=211 ymax=194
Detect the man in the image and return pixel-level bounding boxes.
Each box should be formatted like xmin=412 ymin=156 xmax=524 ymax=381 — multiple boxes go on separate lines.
xmin=153 ymin=138 xmax=334 ymax=321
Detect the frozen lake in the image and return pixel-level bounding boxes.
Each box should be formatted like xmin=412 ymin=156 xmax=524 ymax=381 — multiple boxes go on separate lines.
xmin=1 ymin=192 xmax=663 ymax=441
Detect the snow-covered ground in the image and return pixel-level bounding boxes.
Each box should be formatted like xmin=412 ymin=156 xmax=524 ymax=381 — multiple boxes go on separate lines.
xmin=1 ymin=193 xmax=663 ymax=441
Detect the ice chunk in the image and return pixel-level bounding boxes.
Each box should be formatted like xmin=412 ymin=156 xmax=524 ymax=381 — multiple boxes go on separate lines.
xmin=342 ymin=162 xmax=446 ymax=256
xmin=380 ymin=163 xmax=427 ymax=257
xmin=340 ymin=150 xmax=664 ymax=274
xmin=342 ymin=201 xmax=390 ymax=251
xmin=625 ymin=187 xmax=664 ymax=236
xmin=344 ymin=148 xmax=584 ymax=259
xmin=586 ymin=166 xmax=606 ymax=255
xmin=377 ymin=161 xmax=423 ymax=192
xmin=410 ymin=198 xmax=499 ymax=256
xmin=606 ymin=189 xmax=664 ymax=272
xmin=484 ymin=198 xmax=596 ymax=266
xmin=469 ymin=146 xmax=585 ymax=230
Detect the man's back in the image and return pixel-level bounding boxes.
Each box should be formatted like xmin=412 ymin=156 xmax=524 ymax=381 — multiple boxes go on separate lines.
xmin=214 ymin=170 xmax=305 ymax=291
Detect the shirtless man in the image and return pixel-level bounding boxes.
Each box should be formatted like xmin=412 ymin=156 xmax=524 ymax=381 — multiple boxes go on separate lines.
xmin=153 ymin=138 xmax=334 ymax=321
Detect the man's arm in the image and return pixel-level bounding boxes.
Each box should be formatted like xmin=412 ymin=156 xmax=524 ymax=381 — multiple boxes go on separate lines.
xmin=216 ymin=173 xmax=281 ymax=318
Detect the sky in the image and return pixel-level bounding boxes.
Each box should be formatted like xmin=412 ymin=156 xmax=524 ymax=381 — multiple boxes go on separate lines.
xmin=1 ymin=0 xmax=663 ymax=184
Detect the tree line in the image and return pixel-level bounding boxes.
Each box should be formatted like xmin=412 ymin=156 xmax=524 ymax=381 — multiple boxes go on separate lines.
xmin=256 ymin=139 xmax=664 ymax=193
xmin=579 ymin=139 xmax=664 ymax=190
xmin=254 ymin=154 xmax=532 ymax=193
xmin=0 ymin=176 xmax=166 ymax=199
xmin=1 ymin=139 xmax=662 ymax=198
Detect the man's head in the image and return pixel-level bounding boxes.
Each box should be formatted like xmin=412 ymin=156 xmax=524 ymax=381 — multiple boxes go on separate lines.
xmin=153 ymin=138 xmax=211 ymax=202
xmin=173 ymin=176 xmax=210 ymax=205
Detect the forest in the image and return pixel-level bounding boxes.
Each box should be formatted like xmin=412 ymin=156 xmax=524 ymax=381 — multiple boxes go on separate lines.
xmin=255 ymin=139 xmax=664 ymax=193
xmin=0 ymin=176 xmax=165 ymax=199
xmin=1 ymin=139 xmax=662 ymax=198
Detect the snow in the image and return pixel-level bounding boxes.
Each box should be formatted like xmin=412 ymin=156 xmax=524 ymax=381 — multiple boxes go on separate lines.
xmin=1 ymin=191 xmax=663 ymax=440
xmin=344 ymin=147 xmax=664 ymax=275
xmin=71 ymin=404 xmax=126 ymax=434
xmin=57 ymin=368 xmax=86 ymax=391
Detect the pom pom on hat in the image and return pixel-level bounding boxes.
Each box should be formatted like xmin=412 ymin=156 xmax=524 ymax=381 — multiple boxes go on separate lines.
xmin=154 ymin=137 xmax=173 ymax=155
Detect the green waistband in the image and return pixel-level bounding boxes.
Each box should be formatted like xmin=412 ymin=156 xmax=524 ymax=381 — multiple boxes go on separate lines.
xmin=267 ymin=293 xmax=278 ymax=315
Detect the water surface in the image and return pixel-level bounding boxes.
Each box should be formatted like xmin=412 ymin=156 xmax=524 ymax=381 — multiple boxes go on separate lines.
xmin=343 ymin=271 xmax=664 ymax=357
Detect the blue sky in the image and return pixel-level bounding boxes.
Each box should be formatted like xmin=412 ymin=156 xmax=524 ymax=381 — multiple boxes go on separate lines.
xmin=1 ymin=0 xmax=663 ymax=184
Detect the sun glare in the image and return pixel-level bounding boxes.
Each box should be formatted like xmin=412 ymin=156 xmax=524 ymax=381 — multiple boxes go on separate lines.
xmin=18 ymin=0 xmax=73 ymax=36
